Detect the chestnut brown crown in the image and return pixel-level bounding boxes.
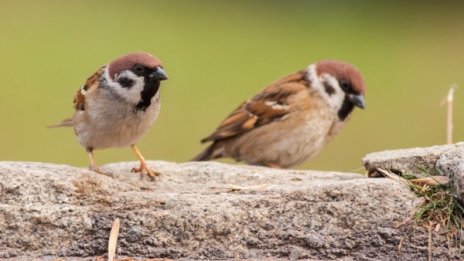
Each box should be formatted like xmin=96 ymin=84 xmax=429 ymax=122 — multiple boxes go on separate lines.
xmin=108 ymin=52 xmax=162 ymax=80
xmin=316 ymin=60 xmax=365 ymax=95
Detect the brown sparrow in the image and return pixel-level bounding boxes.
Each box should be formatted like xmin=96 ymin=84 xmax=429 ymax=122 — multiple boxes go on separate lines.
xmin=50 ymin=52 xmax=168 ymax=178
xmin=193 ymin=60 xmax=365 ymax=168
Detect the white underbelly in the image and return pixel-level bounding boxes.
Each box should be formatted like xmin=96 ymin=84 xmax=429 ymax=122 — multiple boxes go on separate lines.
xmin=227 ymin=111 xmax=335 ymax=168
xmin=74 ymin=95 xmax=160 ymax=150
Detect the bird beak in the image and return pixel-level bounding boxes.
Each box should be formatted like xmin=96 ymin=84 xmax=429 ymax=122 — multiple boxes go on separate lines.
xmin=349 ymin=94 xmax=365 ymax=109
xmin=152 ymin=67 xmax=168 ymax=81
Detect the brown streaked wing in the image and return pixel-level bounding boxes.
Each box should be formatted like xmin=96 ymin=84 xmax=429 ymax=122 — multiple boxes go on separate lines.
xmin=73 ymin=66 xmax=104 ymax=111
xmin=201 ymin=70 xmax=308 ymax=143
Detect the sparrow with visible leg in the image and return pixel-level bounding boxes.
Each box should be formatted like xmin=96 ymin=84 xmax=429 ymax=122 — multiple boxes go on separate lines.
xmin=193 ymin=60 xmax=365 ymax=168
xmin=50 ymin=52 xmax=168 ymax=179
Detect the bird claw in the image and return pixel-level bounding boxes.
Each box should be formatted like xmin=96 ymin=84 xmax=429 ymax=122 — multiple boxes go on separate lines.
xmin=131 ymin=164 xmax=161 ymax=180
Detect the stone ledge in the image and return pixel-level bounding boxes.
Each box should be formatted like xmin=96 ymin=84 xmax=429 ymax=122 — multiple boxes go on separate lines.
xmin=0 ymin=160 xmax=458 ymax=260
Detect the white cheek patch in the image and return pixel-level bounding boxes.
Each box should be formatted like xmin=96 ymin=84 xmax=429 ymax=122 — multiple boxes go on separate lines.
xmin=306 ymin=64 xmax=321 ymax=89
xmin=107 ymin=70 xmax=145 ymax=105
xmin=319 ymin=73 xmax=345 ymax=111
xmin=320 ymin=74 xmax=339 ymax=94
xmin=306 ymin=64 xmax=345 ymax=111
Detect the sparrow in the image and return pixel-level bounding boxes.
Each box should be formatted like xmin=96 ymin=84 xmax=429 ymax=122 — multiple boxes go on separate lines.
xmin=193 ymin=60 xmax=365 ymax=168
xmin=50 ymin=52 xmax=168 ymax=179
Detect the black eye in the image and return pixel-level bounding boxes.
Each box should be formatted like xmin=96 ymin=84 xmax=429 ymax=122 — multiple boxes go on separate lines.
xmin=339 ymin=80 xmax=351 ymax=92
xmin=134 ymin=64 xmax=144 ymax=74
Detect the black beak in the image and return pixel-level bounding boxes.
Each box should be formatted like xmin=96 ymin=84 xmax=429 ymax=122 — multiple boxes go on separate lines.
xmin=349 ymin=94 xmax=365 ymax=109
xmin=151 ymin=67 xmax=168 ymax=81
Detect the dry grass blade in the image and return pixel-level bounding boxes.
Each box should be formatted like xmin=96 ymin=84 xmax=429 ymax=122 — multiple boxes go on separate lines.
xmin=108 ymin=218 xmax=121 ymax=261
xmin=443 ymin=84 xmax=457 ymax=145
xmin=410 ymin=176 xmax=450 ymax=186
xmin=377 ymin=167 xmax=464 ymax=257
xmin=428 ymin=221 xmax=432 ymax=261
xmin=376 ymin=168 xmax=411 ymax=187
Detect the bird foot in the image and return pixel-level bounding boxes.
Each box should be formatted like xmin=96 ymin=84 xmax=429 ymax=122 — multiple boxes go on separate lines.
xmin=131 ymin=163 xmax=161 ymax=180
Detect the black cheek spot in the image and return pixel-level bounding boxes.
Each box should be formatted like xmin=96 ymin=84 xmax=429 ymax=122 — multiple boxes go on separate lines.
xmin=323 ymin=81 xmax=336 ymax=96
xmin=118 ymin=77 xmax=134 ymax=88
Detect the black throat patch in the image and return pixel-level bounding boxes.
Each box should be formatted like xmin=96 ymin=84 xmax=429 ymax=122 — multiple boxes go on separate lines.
xmin=338 ymin=96 xmax=355 ymax=121
xmin=135 ymin=79 xmax=161 ymax=112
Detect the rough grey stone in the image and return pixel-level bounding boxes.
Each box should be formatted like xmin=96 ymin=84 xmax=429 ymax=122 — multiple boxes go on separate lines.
xmin=436 ymin=145 xmax=464 ymax=202
xmin=363 ymin=142 xmax=464 ymax=203
xmin=0 ymin=161 xmax=460 ymax=260
xmin=363 ymin=142 xmax=464 ymax=176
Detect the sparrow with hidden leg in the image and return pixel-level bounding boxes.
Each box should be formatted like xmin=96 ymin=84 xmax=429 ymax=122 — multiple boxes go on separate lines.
xmin=50 ymin=52 xmax=168 ymax=179
xmin=193 ymin=60 xmax=365 ymax=168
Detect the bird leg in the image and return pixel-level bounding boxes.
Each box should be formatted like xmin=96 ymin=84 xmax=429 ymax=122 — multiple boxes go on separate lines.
xmin=87 ymin=148 xmax=112 ymax=177
xmin=130 ymin=144 xmax=160 ymax=179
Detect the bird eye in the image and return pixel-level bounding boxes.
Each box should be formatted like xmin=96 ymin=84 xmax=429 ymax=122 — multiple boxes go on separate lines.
xmin=339 ymin=80 xmax=351 ymax=92
xmin=134 ymin=64 xmax=144 ymax=74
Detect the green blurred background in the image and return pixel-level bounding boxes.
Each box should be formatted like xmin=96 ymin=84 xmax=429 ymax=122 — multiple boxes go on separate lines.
xmin=1 ymin=1 xmax=463 ymax=173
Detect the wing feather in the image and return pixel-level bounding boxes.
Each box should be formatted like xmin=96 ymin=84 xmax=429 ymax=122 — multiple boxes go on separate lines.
xmin=73 ymin=66 xmax=104 ymax=111
xmin=49 ymin=66 xmax=105 ymax=128
xmin=201 ymin=70 xmax=309 ymax=143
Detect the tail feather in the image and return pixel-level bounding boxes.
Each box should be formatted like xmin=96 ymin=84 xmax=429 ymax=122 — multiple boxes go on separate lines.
xmin=192 ymin=143 xmax=223 ymax=161
xmin=47 ymin=117 xmax=74 ymax=128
